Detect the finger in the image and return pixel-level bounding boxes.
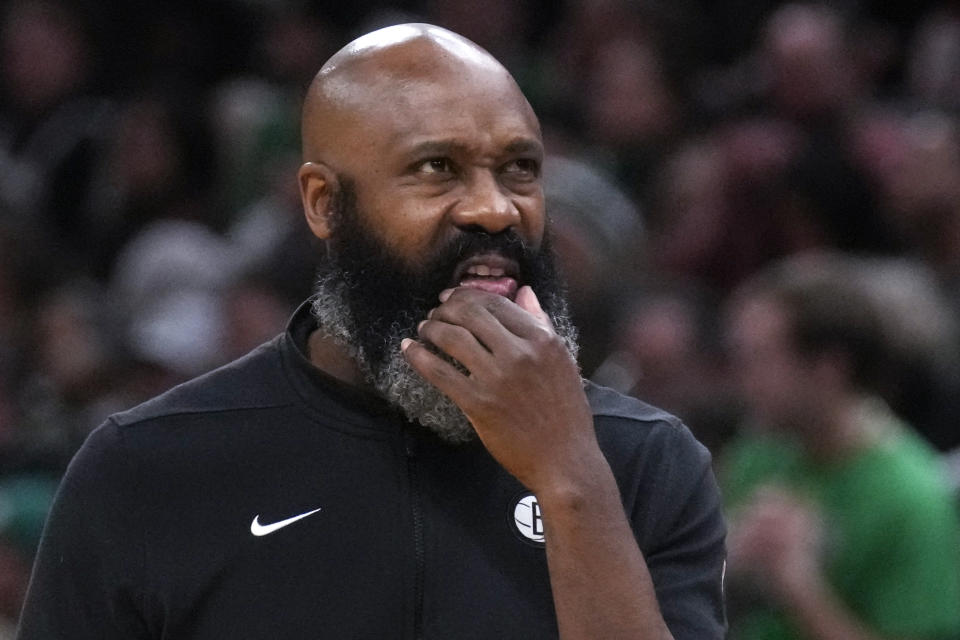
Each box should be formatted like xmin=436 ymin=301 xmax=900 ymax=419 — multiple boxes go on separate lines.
xmin=440 ymin=287 xmax=553 ymax=341
xmin=426 ymin=298 xmax=519 ymax=355
xmin=416 ymin=318 xmax=496 ymax=376
xmin=515 ymin=286 xmax=552 ymax=327
xmin=400 ymin=338 xmax=472 ymax=400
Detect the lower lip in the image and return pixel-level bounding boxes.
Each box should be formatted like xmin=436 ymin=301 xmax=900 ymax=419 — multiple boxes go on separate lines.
xmin=459 ymin=277 xmax=519 ymax=299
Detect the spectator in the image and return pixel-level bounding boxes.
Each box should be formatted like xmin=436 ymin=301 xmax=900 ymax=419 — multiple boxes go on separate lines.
xmin=541 ymin=154 xmax=644 ymax=375
xmin=87 ymin=91 xmax=220 ymax=279
xmin=14 ymin=282 xmax=127 ymax=469
xmin=0 ymin=0 xmax=113 ymax=287
xmin=852 ymin=256 xmax=960 ymax=451
xmin=593 ymin=284 xmax=737 ymax=456
xmin=721 ymin=252 xmax=960 ymax=640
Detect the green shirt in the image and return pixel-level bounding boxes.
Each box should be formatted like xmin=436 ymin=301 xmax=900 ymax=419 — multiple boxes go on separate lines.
xmin=721 ymin=402 xmax=960 ymax=640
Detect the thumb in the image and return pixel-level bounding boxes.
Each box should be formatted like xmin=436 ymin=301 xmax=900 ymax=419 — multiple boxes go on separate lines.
xmin=515 ymin=286 xmax=552 ymax=327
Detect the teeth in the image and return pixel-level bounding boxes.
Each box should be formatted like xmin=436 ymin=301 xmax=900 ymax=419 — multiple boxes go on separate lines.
xmin=465 ymin=264 xmax=507 ymax=278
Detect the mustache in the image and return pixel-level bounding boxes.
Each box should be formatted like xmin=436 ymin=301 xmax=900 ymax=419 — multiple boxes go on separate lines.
xmin=432 ymin=228 xmax=533 ymax=275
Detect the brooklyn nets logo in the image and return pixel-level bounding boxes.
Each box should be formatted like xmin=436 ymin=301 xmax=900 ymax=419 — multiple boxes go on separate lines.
xmin=510 ymin=492 xmax=545 ymax=547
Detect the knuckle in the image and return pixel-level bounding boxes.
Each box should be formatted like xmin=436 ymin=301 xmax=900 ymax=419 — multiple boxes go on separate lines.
xmin=482 ymin=293 xmax=510 ymax=313
xmin=420 ymin=320 xmax=469 ymax=345
xmin=453 ymin=286 xmax=502 ymax=310
xmin=437 ymin=292 xmax=478 ymax=319
xmin=417 ymin=318 xmax=438 ymax=340
xmin=531 ymin=326 xmax=565 ymax=355
xmin=449 ymin=287 xmax=481 ymax=304
xmin=530 ymin=324 xmax=554 ymax=343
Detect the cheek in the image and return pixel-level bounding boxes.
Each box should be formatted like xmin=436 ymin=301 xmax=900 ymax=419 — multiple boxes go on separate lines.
xmin=521 ymin=195 xmax=546 ymax=242
xmin=356 ymin=194 xmax=446 ymax=262
xmin=385 ymin=225 xmax=436 ymax=264
xmin=357 ymin=185 xmax=546 ymax=262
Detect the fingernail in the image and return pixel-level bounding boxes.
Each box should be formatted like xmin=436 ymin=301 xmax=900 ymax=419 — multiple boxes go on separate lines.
xmin=401 ymin=338 xmax=413 ymax=351
xmin=439 ymin=288 xmax=454 ymax=302
xmin=417 ymin=320 xmax=427 ymax=332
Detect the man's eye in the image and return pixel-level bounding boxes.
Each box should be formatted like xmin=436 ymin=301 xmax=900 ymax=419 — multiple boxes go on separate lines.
xmin=418 ymin=158 xmax=454 ymax=174
xmin=503 ymin=158 xmax=539 ymax=177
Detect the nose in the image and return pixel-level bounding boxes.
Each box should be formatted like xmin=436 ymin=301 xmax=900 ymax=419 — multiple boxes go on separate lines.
xmin=449 ymin=170 xmax=520 ymax=234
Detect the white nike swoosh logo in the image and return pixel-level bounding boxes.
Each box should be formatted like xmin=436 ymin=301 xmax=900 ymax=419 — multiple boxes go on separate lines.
xmin=250 ymin=507 xmax=322 ymax=536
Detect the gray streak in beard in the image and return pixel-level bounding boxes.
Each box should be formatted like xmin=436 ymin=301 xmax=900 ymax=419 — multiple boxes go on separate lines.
xmin=310 ymin=272 xmax=581 ymax=445
xmin=311 ymin=271 xmax=477 ymax=443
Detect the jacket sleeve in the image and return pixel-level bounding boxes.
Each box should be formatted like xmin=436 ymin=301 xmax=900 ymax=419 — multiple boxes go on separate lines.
xmin=610 ymin=420 xmax=728 ymax=640
xmin=17 ymin=419 xmax=150 ymax=640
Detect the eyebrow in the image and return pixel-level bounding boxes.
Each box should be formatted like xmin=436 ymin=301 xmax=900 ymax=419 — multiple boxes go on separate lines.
xmin=504 ymin=138 xmax=544 ymax=156
xmin=403 ymin=137 xmax=544 ymax=159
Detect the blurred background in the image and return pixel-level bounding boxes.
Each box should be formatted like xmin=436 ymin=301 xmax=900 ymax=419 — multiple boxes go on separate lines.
xmin=1 ymin=0 xmax=959 ymax=635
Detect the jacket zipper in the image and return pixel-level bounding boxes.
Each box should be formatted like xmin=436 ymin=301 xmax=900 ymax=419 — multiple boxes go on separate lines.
xmin=405 ymin=431 xmax=425 ymax=640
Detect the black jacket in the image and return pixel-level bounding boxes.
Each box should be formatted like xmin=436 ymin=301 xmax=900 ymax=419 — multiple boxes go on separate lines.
xmin=18 ymin=303 xmax=726 ymax=639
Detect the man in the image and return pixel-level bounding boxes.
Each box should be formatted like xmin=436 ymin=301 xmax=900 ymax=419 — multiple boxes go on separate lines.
xmin=721 ymin=254 xmax=960 ymax=640
xmin=18 ymin=24 xmax=726 ymax=639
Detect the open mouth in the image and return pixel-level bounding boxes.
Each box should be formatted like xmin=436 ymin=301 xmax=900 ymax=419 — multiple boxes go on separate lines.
xmin=451 ymin=253 xmax=521 ymax=300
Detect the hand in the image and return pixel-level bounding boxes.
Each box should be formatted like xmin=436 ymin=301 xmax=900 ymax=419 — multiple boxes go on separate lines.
xmin=401 ymin=286 xmax=599 ymax=494
xmin=727 ymin=487 xmax=826 ymax=602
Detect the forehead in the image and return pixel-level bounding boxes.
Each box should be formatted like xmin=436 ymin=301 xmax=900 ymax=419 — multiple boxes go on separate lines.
xmin=347 ymin=68 xmax=540 ymax=157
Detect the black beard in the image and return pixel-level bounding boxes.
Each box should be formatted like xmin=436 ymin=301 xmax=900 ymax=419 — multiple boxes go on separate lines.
xmin=311 ymin=177 xmax=579 ymax=443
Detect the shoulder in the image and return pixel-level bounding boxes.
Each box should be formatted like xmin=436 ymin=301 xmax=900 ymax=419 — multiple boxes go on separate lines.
xmin=585 ymin=381 xmax=720 ymax=534
xmin=53 ymin=336 xmax=301 ymax=527
xmin=586 ymin=381 xmax=683 ymax=427
xmin=112 ymin=335 xmax=294 ymax=429
xmin=586 ymin=381 xmax=710 ymax=468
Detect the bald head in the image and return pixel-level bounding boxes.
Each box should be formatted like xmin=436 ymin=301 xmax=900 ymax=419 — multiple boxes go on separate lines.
xmin=300 ymin=23 xmax=537 ymax=164
xmin=297 ymin=22 xmax=545 ymax=255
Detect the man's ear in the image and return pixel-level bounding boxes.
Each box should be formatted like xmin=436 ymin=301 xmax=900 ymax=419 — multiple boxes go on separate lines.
xmin=299 ymin=162 xmax=339 ymax=239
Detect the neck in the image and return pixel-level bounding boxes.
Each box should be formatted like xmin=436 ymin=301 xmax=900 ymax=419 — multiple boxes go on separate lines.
xmin=307 ymin=329 xmax=365 ymax=386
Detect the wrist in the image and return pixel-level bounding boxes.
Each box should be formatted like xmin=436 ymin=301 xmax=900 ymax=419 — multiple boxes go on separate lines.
xmin=533 ymin=452 xmax=619 ymax=517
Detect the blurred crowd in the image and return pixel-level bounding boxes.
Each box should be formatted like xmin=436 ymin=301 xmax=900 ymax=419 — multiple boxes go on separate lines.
xmin=1 ymin=0 xmax=960 ymax=636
